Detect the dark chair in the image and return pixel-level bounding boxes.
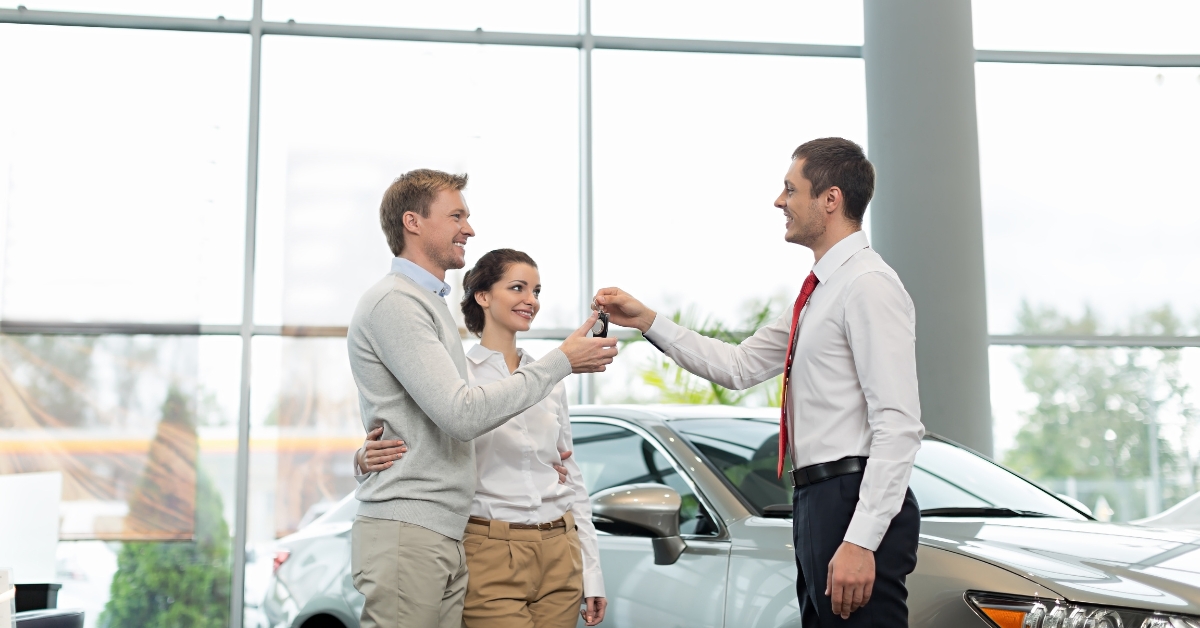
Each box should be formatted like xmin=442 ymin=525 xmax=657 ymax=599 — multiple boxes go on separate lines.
xmin=14 ymin=609 xmax=85 ymax=628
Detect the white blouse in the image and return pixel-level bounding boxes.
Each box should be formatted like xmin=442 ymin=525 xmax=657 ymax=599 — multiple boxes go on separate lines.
xmin=464 ymin=344 xmax=605 ymax=598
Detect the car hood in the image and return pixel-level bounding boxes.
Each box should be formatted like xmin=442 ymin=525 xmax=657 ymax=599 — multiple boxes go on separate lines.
xmin=920 ymin=517 xmax=1200 ymax=614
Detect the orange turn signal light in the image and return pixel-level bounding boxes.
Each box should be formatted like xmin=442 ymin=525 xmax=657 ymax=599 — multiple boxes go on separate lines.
xmin=980 ymin=607 xmax=1027 ymax=628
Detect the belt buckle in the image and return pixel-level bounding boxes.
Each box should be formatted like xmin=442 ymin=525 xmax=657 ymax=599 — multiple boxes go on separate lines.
xmin=538 ymin=521 xmax=552 ymax=531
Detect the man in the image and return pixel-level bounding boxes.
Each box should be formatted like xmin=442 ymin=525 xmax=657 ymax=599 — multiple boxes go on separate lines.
xmin=594 ymin=138 xmax=924 ymax=626
xmin=347 ymin=169 xmax=617 ymax=628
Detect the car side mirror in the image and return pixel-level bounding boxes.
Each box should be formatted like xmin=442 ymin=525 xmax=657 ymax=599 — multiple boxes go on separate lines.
xmin=590 ymin=483 xmax=687 ymax=565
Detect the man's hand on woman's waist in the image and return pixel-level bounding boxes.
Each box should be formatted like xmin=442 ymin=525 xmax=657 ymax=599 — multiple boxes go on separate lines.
xmin=355 ymin=428 xmax=572 ymax=484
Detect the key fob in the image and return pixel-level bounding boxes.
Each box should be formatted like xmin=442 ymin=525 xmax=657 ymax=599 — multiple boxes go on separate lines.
xmin=590 ymin=312 xmax=609 ymax=338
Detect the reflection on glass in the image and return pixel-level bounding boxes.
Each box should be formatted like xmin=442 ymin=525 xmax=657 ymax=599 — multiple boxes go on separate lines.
xmin=991 ymin=345 xmax=1200 ymax=522
xmin=913 ymin=441 xmax=1082 ymax=518
xmin=972 ymin=0 xmax=1200 ymax=55
xmin=264 ymin=0 xmax=576 ymax=34
xmin=0 ymin=0 xmax=248 ymax=19
xmin=0 ymin=25 xmax=249 ymax=324
xmin=670 ymin=418 xmax=1085 ymax=519
xmin=593 ymin=50 xmax=866 ymax=327
xmin=246 ymin=336 xmax=361 ymax=549
xmin=908 ymin=467 xmax=989 ymax=511
xmin=977 ymin=63 xmax=1200 ymax=334
xmin=0 ymin=334 xmax=241 ymax=626
xmin=255 ymin=37 xmax=579 ymax=328
xmin=673 ymin=417 xmax=791 ymax=513
xmin=592 ymin=0 xmax=862 ymax=45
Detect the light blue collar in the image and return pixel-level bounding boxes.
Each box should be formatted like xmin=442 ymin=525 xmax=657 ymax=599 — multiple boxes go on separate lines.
xmin=391 ymin=257 xmax=452 ymax=298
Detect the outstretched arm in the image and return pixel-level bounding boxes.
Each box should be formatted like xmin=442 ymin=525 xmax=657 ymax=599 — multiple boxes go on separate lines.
xmin=360 ymin=294 xmax=617 ymax=441
xmin=594 ymin=287 xmax=790 ymax=390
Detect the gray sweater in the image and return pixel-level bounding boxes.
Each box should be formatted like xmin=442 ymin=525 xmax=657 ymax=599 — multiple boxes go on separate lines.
xmin=347 ymin=272 xmax=573 ymax=540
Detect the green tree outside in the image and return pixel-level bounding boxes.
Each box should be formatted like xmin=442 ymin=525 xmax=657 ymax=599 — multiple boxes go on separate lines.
xmin=1003 ymin=302 xmax=1198 ymax=519
xmin=100 ymin=387 xmax=231 ymax=628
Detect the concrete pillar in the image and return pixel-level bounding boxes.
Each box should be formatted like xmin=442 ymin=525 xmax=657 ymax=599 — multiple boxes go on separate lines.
xmin=863 ymin=0 xmax=993 ymax=456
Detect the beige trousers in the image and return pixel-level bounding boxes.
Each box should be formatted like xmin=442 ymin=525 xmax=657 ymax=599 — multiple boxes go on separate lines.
xmin=351 ymin=516 xmax=469 ymax=628
xmin=461 ymin=511 xmax=585 ymax=628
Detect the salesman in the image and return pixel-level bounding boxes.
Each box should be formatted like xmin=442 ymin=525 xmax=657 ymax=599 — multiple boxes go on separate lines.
xmin=594 ymin=138 xmax=924 ymax=627
xmin=347 ymin=168 xmax=617 ymax=628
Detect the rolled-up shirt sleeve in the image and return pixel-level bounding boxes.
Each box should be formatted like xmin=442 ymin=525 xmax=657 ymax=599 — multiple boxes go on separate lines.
xmin=352 ymin=451 xmax=369 ymax=483
xmin=841 ymin=272 xmax=924 ymax=551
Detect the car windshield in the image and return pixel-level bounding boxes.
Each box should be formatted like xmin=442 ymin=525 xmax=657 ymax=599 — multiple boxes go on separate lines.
xmin=670 ymin=417 xmax=1086 ymax=520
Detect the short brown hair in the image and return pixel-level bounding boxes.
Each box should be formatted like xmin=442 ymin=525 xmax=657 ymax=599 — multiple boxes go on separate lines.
xmin=379 ymin=169 xmax=469 ymax=256
xmin=791 ymin=138 xmax=874 ymax=225
xmin=460 ymin=249 xmax=538 ymax=336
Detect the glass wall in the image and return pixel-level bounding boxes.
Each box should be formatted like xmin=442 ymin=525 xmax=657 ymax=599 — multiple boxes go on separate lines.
xmin=972 ymin=0 xmax=1200 ymax=55
xmin=254 ymin=37 xmax=580 ymax=329
xmin=974 ymin=0 xmax=1200 ymax=521
xmin=591 ymin=51 xmax=867 ymax=326
xmin=0 ymin=25 xmax=249 ymax=325
xmin=976 ymin=63 xmax=1200 ymax=335
xmin=0 ymin=334 xmax=242 ymax=625
xmin=3 ymin=2 xmax=1198 ymax=626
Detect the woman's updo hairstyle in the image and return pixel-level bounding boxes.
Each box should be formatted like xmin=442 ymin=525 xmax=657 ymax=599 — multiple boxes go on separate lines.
xmin=461 ymin=248 xmax=538 ymax=337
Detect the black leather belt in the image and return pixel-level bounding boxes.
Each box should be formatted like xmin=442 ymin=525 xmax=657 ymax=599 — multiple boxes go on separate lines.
xmin=790 ymin=456 xmax=867 ymax=488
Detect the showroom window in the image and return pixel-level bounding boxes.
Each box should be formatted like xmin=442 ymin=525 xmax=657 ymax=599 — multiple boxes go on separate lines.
xmin=972 ymin=0 xmax=1200 ymax=524
xmin=1 ymin=2 xmax=1197 ymax=626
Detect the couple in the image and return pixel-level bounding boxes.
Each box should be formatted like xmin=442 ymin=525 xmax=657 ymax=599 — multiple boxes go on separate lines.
xmin=348 ymin=137 xmax=925 ymax=628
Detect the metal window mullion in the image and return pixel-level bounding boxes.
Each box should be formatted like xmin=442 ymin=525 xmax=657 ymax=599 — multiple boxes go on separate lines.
xmin=578 ymin=0 xmax=594 ymax=406
xmin=9 ymin=8 xmax=1200 ymax=67
xmin=988 ymin=335 xmax=1200 ymax=348
xmin=230 ymin=1 xmax=263 ymax=626
xmin=975 ymin=49 xmax=1200 ymax=67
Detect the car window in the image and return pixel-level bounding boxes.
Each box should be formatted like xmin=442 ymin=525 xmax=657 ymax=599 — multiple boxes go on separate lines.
xmin=913 ymin=440 xmax=1082 ymax=518
xmin=675 ymin=417 xmax=793 ymax=513
xmin=570 ymin=420 xmax=718 ymax=536
xmin=671 ymin=417 xmax=1086 ymax=520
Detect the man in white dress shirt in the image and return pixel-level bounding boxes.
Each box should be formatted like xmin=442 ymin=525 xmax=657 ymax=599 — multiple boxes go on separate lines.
xmin=594 ymin=138 xmax=924 ymax=627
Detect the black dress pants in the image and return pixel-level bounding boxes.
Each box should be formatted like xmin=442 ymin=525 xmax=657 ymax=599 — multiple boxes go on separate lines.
xmin=792 ymin=471 xmax=920 ymax=627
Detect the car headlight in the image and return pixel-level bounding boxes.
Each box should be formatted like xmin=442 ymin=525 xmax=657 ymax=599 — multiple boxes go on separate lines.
xmin=967 ymin=592 xmax=1200 ymax=628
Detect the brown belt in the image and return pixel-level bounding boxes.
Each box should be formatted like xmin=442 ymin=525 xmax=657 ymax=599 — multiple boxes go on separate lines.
xmin=468 ymin=516 xmax=566 ymax=531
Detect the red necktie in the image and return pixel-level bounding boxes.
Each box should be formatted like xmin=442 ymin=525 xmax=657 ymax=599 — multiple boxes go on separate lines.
xmin=778 ymin=271 xmax=819 ymax=478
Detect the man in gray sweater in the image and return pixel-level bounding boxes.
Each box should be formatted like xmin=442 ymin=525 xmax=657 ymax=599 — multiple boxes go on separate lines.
xmin=347 ymin=169 xmax=617 ymax=628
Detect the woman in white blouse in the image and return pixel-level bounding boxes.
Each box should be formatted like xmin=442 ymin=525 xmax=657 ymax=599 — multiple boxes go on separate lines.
xmin=357 ymin=248 xmax=606 ymax=628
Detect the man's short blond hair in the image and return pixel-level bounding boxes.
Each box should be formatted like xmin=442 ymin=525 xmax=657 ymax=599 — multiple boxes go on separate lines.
xmin=380 ymin=169 xmax=469 ymax=256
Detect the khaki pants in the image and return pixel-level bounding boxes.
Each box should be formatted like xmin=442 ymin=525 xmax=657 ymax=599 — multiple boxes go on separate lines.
xmin=461 ymin=511 xmax=585 ymax=628
xmin=351 ymin=516 xmax=468 ymax=628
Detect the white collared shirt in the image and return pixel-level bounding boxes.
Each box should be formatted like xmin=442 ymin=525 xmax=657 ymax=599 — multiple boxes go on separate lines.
xmin=643 ymin=230 xmax=924 ymax=551
xmin=464 ymin=344 xmax=605 ymax=598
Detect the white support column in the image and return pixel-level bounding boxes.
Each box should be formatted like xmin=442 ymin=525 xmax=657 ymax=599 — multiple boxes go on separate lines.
xmin=577 ymin=0 xmax=595 ymax=405
xmin=863 ymin=0 xmax=993 ymax=455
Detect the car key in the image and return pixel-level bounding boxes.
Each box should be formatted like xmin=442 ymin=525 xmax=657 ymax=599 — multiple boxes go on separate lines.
xmin=590 ymin=311 xmax=609 ymax=338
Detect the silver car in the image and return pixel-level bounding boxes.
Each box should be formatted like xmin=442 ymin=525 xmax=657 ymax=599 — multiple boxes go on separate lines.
xmin=257 ymin=405 xmax=1200 ymax=628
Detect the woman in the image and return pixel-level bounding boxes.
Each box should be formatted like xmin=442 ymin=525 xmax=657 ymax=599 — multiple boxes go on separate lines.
xmin=357 ymin=248 xmax=607 ymax=627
